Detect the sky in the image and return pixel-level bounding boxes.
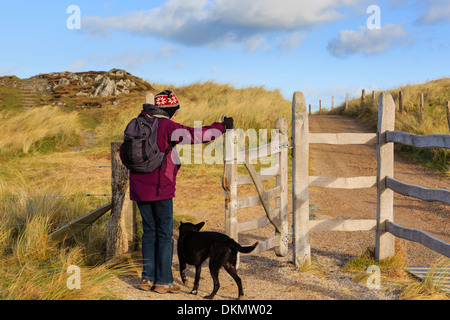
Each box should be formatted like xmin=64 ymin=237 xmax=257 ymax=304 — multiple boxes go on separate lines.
xmin=0 ymin=0 xmax=449 ymax=112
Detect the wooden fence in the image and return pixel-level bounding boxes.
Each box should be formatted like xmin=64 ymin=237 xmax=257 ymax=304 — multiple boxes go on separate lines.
xmin=222 ymin=118 xmax=289 ymax=263
xmin=47 ymin=142 xmax=137 ymax=260
xmin=292 ymin=91 xmax=450 ymax=267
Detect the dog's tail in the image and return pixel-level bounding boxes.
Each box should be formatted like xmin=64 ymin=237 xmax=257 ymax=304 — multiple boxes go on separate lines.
xmin=232 ymin=241 xmax=259 ymax=254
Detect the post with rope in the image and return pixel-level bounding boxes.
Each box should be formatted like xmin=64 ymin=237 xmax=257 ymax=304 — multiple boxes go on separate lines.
xmin=106 ymin=146 xmax=139 ymax=257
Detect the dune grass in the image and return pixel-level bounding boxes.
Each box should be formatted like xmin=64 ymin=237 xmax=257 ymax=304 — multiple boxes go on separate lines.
xmin=342 ymin=241 xmax=449 ymax=300
xmin=0 ymin=107 xmax=82 ymax=157
xmin=0 ymin=186 xmax=135 ymax=300
xmin=399 ymin=258 xmax=450 ymax=300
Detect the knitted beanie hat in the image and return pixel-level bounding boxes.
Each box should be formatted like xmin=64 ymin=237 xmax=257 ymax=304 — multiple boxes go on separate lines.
xmin=155 ymin=90 xmax=180 ymax=119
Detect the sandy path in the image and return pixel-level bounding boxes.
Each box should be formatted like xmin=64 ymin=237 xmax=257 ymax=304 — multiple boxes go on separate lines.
xmin=110 ymin=115 xmax=449 ymax=300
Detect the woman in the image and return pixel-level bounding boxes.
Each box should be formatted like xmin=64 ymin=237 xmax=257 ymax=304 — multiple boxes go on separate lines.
xmin=121 ymin=90 xmax=233 ymax=294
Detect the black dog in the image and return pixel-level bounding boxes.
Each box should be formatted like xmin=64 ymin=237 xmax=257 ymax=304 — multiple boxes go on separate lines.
xmin=177 ymin=221 xmax=258 ymax=300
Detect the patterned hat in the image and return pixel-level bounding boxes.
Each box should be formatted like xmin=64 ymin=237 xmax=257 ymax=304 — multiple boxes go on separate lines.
xmin=154 ymin=90 xmax=180 ymax=119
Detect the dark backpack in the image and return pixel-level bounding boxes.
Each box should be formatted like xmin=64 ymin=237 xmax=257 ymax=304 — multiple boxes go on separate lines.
xmin=121 ymin=113 xmax=173 ymax=173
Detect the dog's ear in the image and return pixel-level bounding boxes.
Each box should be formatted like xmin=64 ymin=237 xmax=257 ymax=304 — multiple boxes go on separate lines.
xmin=195 ymin=222 xmax=205 ymax=231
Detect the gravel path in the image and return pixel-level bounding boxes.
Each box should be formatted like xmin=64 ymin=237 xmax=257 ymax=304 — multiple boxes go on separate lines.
xmin=110 ymin=115 xmax=449 ymax=300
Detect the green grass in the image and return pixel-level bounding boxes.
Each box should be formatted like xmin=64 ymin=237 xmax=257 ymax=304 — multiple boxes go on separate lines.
xmin=0 ymin=77 xmax=23 ymax=111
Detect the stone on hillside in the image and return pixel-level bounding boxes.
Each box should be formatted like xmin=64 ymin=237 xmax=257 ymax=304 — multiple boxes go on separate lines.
xmin=66 ymin=72 xmax=79 ymax=81
xmin=58 ymin=78 xmax=71 ymax=86
xmin=91 ymin=76 xmax=118 ymax=97
xmin=109 ymin=69 xmax=126 ymax=77
xmin=78 ymin=77 xmax=88 ymax=86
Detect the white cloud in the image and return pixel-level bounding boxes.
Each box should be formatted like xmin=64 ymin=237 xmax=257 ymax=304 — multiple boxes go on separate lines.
xmin=279 ymin=32 xmax=307 ymax=51
xmin=243 ymin=34 xmax=268 ymax=52
xmin=82 ymin=0 xmax=360 ymax=50
xmin=68 ymin=58 xmax=86 ymax=72
xmin=113 ymin=45 xmax=178 ymax=69
xmin=327 ymin=23 xmax=411 ymax=57
xmin=67 ymin=45 xmax=178 ymax=71
xmin=209 ymin=0 xmax=357 ymax=29
xmin=416 ymin=0 xmax=450 ymax=25
xmin=210 ymin=66 xmax=220 ymax=73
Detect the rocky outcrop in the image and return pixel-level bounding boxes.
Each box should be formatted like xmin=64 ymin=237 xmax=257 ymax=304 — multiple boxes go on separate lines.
xmin=91 ymin=76 xmax=118 ymax=97
xmin=1 ymin=68 xmax=154 ymax=109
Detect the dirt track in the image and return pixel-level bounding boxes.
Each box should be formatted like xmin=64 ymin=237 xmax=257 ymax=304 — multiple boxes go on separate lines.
xmin=111 ymin=115 xmax=449 ymax=300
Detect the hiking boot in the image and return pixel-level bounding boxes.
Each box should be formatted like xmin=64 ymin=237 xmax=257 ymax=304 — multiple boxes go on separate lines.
xmin=153 ymin=284 xmax=181 ymax=294
xmin=139 ymin=279 xmax=154 ymax=291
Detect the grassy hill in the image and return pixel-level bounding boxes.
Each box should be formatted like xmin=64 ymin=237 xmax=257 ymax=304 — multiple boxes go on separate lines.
xmin=327 ymin=78 xmax=450 ymax=176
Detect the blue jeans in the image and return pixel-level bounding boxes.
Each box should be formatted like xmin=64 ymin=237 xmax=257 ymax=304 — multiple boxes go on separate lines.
xmin=137 ymin=199 xmax=174 ymax=285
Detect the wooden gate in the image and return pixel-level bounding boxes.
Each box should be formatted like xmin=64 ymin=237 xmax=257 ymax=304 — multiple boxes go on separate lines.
xmin=222 ymin=118 xmax=289 ymax=261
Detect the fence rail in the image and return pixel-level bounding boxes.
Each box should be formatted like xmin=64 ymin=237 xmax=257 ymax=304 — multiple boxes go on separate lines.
xmin=309 ymin=133 xmax=377 ymax=145
xmin=309 ymin=219 xmax=377 ymax=232
xmin=309 ymin=176 xmax=377 ymax=189
xmin=386 ymin=220 xmax=450 ymax=257
xmin=386 ymin=177 xmax=450 ymax=204
xmin=386 ymin=131 xmax=450 ymax=149
xmin=48 ymin=202 xmax=112 ymax=246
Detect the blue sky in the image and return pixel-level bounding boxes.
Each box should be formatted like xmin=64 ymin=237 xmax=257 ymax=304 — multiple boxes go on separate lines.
xmin=0 ymin=0 xmax=449 ymax=111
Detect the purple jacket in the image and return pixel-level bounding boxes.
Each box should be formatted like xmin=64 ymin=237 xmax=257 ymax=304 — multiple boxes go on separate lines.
xmin=120 ymin=105 xmax=225 ymax=202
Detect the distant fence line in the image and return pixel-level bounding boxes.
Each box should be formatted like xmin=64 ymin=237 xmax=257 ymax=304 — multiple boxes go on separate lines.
xmin=1 ymin=165 xmax=112 ymax=199
xmin=2 ymin=194 xmax=111 ymax=200
xmin=0 ymin=165 xmax=111 ymax=174
xmin=311 ymin=90 xmax=450 ymax=130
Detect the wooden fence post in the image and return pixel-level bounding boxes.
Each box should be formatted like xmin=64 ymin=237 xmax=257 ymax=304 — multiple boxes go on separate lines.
xmin=223 ymin=129 xmax=239 ymax=242
xmin=372 ymin=91 xmax=375 ymax=108
xmin=375 ymin=93 xmax=396 ymax=260
xmin=420 ymin=93 xmax=425 ymax=122
xmin=319 ymin=100 xmax=322 ymax=114
xmin=345 ymin=93 xmax=348 ymax=111
xmin=398 ymin=91 xmax=403 ymax=114
xmin=106 ymin=142 xmax=137 ymax=260
xmin=292 ymin=92 xmax=311 ymax=267
xmin=361 ymin=89 xmax=366 ymax=107
xmin=145 ymin=92 xmax=154 ymax=104
xmin=275 ymin=118 xmax=289 ymax=257
xmin=447 ymin=101 xmax=450 ymax=130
